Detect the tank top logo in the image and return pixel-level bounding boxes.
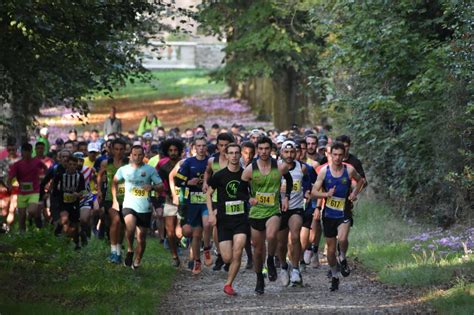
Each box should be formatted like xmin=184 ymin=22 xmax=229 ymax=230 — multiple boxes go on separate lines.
xmin=341 ymin=178 xmax=348 ymax=185
xmin=226 ymin=180 xmax=239 ymax=198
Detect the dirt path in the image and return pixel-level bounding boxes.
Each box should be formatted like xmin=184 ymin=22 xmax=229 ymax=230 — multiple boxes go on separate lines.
xmin=157 ymin=253 xmax=430 ymax=314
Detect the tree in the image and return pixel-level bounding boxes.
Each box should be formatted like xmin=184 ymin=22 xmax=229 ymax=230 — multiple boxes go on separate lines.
xmin=0 ymin=1 xmax=169 ymax=142
xmin=318 ymin=0 xmax=473 ymax=220
xmin=197 ymin=0 xmax=326 ymax=128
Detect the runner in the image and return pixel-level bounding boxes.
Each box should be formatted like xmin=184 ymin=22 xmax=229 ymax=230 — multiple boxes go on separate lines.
xmin=239 ymin=136 xmax=293 ymax=294
xmin=157 ymin=138 xmax=185 ymax=267
xmin=240 ymin=141 xmax=256 ymax=270
xmin=7 ymin=143 xmax=48 ymax=232
xmin=305 ymin=134 xmax=320 ymax=169
xmin=0 ymin=138 xmax=19 ymax=232
xmin=311 ymin=142 xmax=364 ymax=291
xmin=35 ymin=142 xmax=54 ymax=224
xmin=174 ymin=136 xmax=211 ymax=275
xmin=113 ymin=145 xmax=163 ymax=269
xmin=97 ymin=139 xmax=128 ymax=263
xmin=203 ymin=132 xmax=235 ymax=270
xmin=206 ymin=143 xmax=249 ymax=295
xmin=54 ymin=156 xmax=85 ymax=250
xmin=277 ymin=140 xmax=309 ymax=287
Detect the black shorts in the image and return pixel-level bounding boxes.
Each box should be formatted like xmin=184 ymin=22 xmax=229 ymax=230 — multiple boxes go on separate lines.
xmin=122 ymin=208 xmax=152 ymax=228
xmin=50 ymin=196 xmax=61 ymax=222
xmin=322 ymin=216 xmax=352 ymax=238
xmin=249 ymin=214 xmax=280 ymax=232
xmin=217 ymin=219 xmax=250 ymax=242
xmin=279 ymin=208 xmax=303 ymax=231
xmin=103 ymin=200 xmax=124 ymax=223
xmin=63 ymin=203 xmax=80 ymax=223
xmin=302 ymin=209 xmax=314 ymax=229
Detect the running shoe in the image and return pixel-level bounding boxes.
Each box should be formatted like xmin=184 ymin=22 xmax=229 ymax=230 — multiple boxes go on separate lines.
xmin=262 ymin=266 xmax=268 ymax=278
xmin=330 ymin=277 xmax=339 ymax=291
xmin=213 ymin=255 xmax=224 ymax=271
xmin=224 ymin=284 xmax=237 ymax=296
xmin=192 ymin=260 xmax=202 ymax=275
xmin=203 ymin=248 xmax=213 ymax=267
xmin=188 ymin=260 xmax=194 ymax=270
xmin=124 ymin=251 xmax=134 ymax=267
xmin=290 ymin=269 xmax=302 ymax=286
xmin=303 ymin=249 xmax=313 ymax=265
xmin=280 ymin=268 xmax=290 ymax=287
xmin=255 ymin=275 xmax=265 ymax=295
xmin=108 ymin=252 xmax=117 ymax=263
xmin=180 ymin=237 xmax=188 ymax=249
xmin=311 ymin=254 xmax=320 ymax=268
xmin=223 ymin=263 xmax=230 ymax=272
xmin=340 ymin=259 xmax=351 ymax=277
xmin=114 ymin=255 xmax=122 ymax=264
xmin=300 ymin=260 xmax=307 ymax=272
xmin=132 ymin=263 xmax=140 ymax=270
xmin=267 ymin=258 xmax=277 ymax=282
xmin=172 ymin=257 xmax=180 ymax=268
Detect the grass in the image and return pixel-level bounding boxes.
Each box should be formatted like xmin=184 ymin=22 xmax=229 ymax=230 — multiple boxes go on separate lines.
xmin=351 ymin=199 xmax=474 ymax=313
xmin=426 ymin=281 xmax=474 ymax=315
xmin=0 ymin=227 xmax=175 ymax=314
xmin=94 ymin=69 xmax=228 ymax=102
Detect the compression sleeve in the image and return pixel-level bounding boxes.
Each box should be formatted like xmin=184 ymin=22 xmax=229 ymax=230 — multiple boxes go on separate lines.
xmin=283 ymin=172 xmax=293 ymax=198
xmin=237 ymin=180 xmax=250 ymax=202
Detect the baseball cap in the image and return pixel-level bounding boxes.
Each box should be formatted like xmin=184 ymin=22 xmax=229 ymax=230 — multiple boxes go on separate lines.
xmin=318 ymin=138 xmax=328 ymax=149
xmin=281 ymin=140 xmax=296 ymax=149
xmin=40 ymin=127 xmax=48 ymax=136
xmin=72 ymin=152 xmax=85 ymax=160
xmin=276 ymin=135 xmax=287 ymax=144
xmin=87 ymin=142 xmax=100 ymax=152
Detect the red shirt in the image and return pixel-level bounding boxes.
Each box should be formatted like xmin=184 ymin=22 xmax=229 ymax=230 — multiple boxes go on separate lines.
xmin=9 ymin=158 xmax=46 ymax=194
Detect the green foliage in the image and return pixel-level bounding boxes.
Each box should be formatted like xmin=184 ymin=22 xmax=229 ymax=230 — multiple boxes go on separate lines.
xmin=318 ymin=1 xmax=473 ymax=220
xmin=0 ymin=228 xmax=175 ymax=314
xmin=426 ymin=281 xmax=474 ymax=315
xmin=0 ymin=1 xmax=174 ymax=139
xmin=197 ymin=0 xmax=325 ymax=83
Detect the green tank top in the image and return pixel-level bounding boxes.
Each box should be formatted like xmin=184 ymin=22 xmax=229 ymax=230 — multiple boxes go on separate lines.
xmin=105 ymin=158 xmax=128 ymax=202
xmin=211 ymin=153 xmax=225 ymax=203
xmin=249 ymin=158 xmax=281 ymax=219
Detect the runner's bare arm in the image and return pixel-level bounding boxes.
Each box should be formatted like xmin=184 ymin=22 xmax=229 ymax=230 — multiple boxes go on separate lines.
xmin=202 ymin=158 xmax=214 ymax=193
xmin=111 ymin=176 xmax=119 ymax=209
xmin=239 ymin=164 xmax=253 ymax=204
xmin=96 ymin=160 xmax=108 ymax=201
xmin=206 ymin=185 xmax=216 ymax=226
xmin=348 ymin=165 xmax=364 ymax=201
xmin=169 ymin=161 xmax=182 ymax=205
xmin=311 ymin=168 xmax=331 ymax=199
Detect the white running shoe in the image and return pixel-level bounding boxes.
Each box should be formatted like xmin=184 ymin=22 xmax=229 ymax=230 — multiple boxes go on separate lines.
xmin=311 ymin=253 xmax=320 ymax=268
xmin=280 ymin=268 xmax=290 ymax=287
xmin=303 ymin=249 xmax=313 ymax=265
xmin=290 ymin=269 xmax=302 ymax=286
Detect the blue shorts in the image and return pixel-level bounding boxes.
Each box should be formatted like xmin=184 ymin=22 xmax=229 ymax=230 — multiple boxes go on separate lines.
xmin=186 ymin=204 xmax=208 ymax=228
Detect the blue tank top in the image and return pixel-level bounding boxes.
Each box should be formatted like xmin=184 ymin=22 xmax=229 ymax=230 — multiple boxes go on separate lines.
xmin=322 ymin=165 xmax=351 ymax=219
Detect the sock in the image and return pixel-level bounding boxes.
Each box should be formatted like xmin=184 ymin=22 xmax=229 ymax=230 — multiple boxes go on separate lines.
xmin=331 ymin=264 xmax=338 ymax=278
xmin=116 ymin=245 xmax=122 ymax=256
xmin=281 ymin=262 xmax=289 ymax=270
xmin=312 ymin=245 xmax=319 ymax=253
xmin=111 ymin=244 xmax=117 ymax=253
xmin=267 ymin=255 xmax=275 ymax=267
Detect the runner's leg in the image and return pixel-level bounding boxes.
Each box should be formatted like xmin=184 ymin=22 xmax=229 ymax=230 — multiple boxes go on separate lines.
xmin=226 ymin=234 xmax=246 ymax=286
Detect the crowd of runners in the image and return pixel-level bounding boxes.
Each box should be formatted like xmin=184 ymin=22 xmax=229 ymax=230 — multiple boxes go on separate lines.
xmin=0 ymin=108 xmax=367 ymax=295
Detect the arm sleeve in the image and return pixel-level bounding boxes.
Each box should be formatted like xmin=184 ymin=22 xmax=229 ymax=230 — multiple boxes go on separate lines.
xmin=237 ymin=180 xmax=250 ymax=202
xmin=283 ymin=172 xmax=293 ymax=197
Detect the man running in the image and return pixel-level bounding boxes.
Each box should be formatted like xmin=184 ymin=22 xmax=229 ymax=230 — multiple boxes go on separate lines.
xmin=311 ymin=142 xmax=364 ymax=291
xmin=113 ymin=145 xmax=162 ymax=269
xmin=277 ymin=140 xmax=309 ymax=287
xmin=97 ymin=139 xmax=128 ymax=263
xmin=239 ymin=136 xmax=293 ymax=294
xmin=174 ymin=136 xmax=211 ymax=275
xmin=157 ymin=138 xmax=185 ymax=267
xmin=206 ymin=143 xmax=249 ymax=296
xmin=203 ymin=132 xmax=235 ymax=270
xmin=8 ymin=143 xmax=48 ymax=232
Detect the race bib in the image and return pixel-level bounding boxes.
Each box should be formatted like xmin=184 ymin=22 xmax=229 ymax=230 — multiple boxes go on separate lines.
xmin=118 ymin=183 xmax=125 ymax=195
xmin=63 ymin=192 xmax=76 ymax=203
xmin=131 ymin=187 xmax=147 ymax=198
xmin=190 ymin=192 xmax=206 ymax=204
xmin=225 ymin=200 xmax=245 ymax=215
xmin=20 ymin=182 xmax=33 ymax=192
xmin=326 ymin=196 xmax=345 ymax=211
xmin=256 ymin=192 xmax=275 ymax=206
xmin=174 ymin=187 xmax=180 ymax=196
xmin=292 ymin=180 xmax=301 ymax=192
